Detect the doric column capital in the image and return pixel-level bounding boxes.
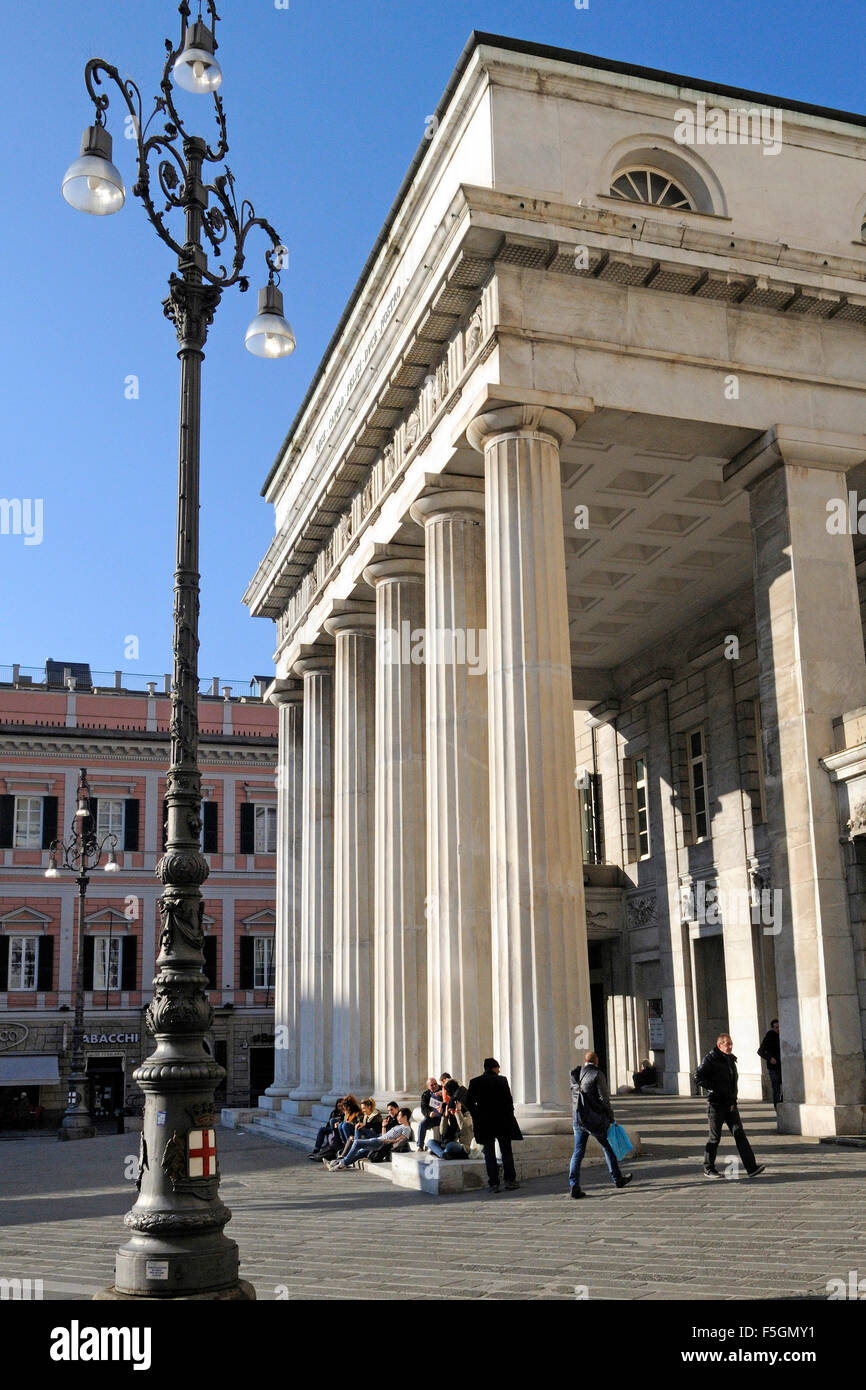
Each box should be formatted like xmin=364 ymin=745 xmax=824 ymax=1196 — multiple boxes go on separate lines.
xmin=409 ymin=477 xmax=485 ymax=529
xmin=265 ymin=677 xmax=304 ymax=707
xmin=466 ymin=403 xmax=576 ymax=453
xmin=362 ymin=557 xmax=425 ymax=589
xmin=323 ymin=600 xmax=377 ymax=640
xmin=291 ymin=644 xmax=335 ymax=679
xmin=724 ymin=425 xmax=866 ymax=490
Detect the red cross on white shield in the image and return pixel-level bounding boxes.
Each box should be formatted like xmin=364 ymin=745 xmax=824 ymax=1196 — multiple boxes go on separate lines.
xmin=188 ymin=1128 xmax=217 ymax=1178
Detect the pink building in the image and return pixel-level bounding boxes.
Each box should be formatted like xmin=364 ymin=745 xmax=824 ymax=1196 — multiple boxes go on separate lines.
xmin=0 ymin=660 xmax=278 ymax=1128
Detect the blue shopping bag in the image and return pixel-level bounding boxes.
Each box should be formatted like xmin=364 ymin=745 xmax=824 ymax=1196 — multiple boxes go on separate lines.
xmin=607 ymin=1122 xmax=633 ymax=1161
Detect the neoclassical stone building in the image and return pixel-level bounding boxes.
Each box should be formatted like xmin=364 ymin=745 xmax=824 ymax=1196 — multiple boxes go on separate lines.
xmin=245 ymin=34 xmax=866 ymax=1138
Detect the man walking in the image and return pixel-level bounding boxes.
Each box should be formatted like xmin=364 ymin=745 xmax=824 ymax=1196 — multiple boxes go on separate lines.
xmin=466 ymin=1058 xmax=522 ymax=1193
xmin=569 ymin=1051 xmax=633 ymax=1199
xmin=757 ymin=1019 xmax=782 ymax=1106
xmin=695 ymin=1033 xmax=765 ymax=1178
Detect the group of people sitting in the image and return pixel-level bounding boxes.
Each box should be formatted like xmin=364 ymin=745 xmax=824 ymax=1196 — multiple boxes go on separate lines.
xmin=308 ymin=1096 xmax=414 ymax=1171
xmin=306 ymin=1071 xmax=475 ymax=1172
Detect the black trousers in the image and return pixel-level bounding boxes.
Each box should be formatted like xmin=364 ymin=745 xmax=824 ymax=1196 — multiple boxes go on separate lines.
xmin=705 ymin=1101 xmax=757 ymax=1173
xmin=482 ymin=1137 xmax=515 ymax=1186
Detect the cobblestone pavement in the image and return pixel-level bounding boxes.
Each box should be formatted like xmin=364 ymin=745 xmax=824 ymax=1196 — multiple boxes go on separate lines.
xmin=0 ymin=1097 xmax=864 ymax=1301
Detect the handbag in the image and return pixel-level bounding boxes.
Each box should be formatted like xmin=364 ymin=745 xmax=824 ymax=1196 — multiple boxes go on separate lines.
xmin=607 ymin=1122 xmax=633 ymax=1161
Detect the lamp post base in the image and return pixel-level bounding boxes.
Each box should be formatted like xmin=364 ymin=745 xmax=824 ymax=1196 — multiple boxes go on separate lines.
xmin=58 ymin=1125 xmax=97 ymax=1141
xmin=94 ymin=1279 xmax=256 ymax=1301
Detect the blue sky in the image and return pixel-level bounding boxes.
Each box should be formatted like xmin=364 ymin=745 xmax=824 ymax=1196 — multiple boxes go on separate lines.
xmin=2 ymin=0 xmax=864 ymax=684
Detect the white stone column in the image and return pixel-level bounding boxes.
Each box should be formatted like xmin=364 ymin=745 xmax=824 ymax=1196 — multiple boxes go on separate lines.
xmin=410 ymin=487 xmax=492 ymax=1084
xmin=288 ymin=654 xmax=335 ymax=1105
xmin=467 ymin=404 xmax=592 ymax=1131
xmin=363 ymin=556 xmax=427 ymax=1103
xmin=265 ymin=680 xmax=303 ymax=1100
xmin=321 ymin=607 xmax=376 ymax=1103
xmin=731 ymin=426 xmax=866 ymax=1135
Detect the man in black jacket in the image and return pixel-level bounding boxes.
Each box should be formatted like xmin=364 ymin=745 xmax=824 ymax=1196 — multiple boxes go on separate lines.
xmin=466 ymin=1058 xmax=523 ymax=1192
xmin=569 ymin=1052 xmax=633 ymax=1198
xmin=757 ymin=1019 xmax=782 ymax=1105
xmin=695 ymin=1034 xmax=765 ymax=1178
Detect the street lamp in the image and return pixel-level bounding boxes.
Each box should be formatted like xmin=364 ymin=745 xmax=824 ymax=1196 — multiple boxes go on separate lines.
xmin=61 ymin=0 xmax=294 ymax=1301
xmin=46 ymin=767 xmax=119 ymax=1142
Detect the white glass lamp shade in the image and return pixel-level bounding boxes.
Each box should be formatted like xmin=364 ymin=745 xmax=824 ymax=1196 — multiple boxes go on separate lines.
xmin=45 ymin=863 xmax=60 ymax=880
xmin=62 ymin=126 xmax=125 ymax=215
xmin=173 ymin=20 xmax=223 ymax=93
xmin=104 ymin=855 xmax=120 ymax=874
xmin=245 ymin=284 xmax=296 ymax=359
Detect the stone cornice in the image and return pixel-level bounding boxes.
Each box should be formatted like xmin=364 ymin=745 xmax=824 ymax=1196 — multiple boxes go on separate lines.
xmin=0 ymin=729 xmax=276 ymax=766
xmin=247 ymin=181 xmax=866 ymax=644
xmin=724 ymin=425 xmax=866 ymax=489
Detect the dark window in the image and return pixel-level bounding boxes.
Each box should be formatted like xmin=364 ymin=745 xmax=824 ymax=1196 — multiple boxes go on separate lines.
xmin=202 ymin=936 xmax=218 ymax=989
xmin=202 ymin=801 xmax=218 ymax=854
xmin=83 ymin=935 xmax=95 ymax=990
xmin=239 ymin=803 xmax=255 ymax=855
xmin=0 ymin=796 xmax=13 ymax=849
xmin=238 ymin=936 xmax=254 ymax=989
xmin=162 ymin=799 xmax=168 ymax=852
xmin=124 ymin=799 xmax=140 ymax=851
xmin=121 ymin=937 xmax=137 ymax=991
xmin=41 ymin=797 xmax=58 ymax=849
xmin=37 ymin=935 xmax=54 ymax=991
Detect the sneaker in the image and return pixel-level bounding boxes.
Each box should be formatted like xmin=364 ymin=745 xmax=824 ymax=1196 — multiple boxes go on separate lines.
xmin=307 ymin=1150 xmax=322 ymax=1160
xmin=504 ymin=1180 xmax=520 ymax=1190
xmin=488 ymin=1183 xmax=502 ymax=1194
xmin=703 ymin=1166 xmax=722 ymax=1178
xmin=327 ymin=1159 xmax=344 ymax=1171
xmin=570 ymin=1187 xmax=586 ymax=1199
xmin=615 ymin=1174 xmax=633 ymax=1189
xmin=747 ymin=1164 xmax=766 ymax=1178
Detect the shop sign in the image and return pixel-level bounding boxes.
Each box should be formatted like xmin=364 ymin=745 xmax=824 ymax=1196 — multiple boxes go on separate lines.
xmin=0 ymin=1024 xmax=29 ymax=1053
xmin=83 ymin=1032 xmax=140 ymax=1044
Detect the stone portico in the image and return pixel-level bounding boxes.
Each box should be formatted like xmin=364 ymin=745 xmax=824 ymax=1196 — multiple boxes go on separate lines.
xmin=246 ymin=35 xmax=866 ymax=1139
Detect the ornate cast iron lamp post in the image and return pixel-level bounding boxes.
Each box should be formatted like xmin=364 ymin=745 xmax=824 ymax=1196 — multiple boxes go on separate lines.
xmin=46 ymin=767 xmax=120 ymax=1142
xmin=61 ymin=1 xmax=294 ymax=1299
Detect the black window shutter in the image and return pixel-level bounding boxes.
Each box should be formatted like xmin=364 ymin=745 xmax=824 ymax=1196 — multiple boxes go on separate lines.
xmin=202 ymin=801 xmax=218 ymax=853
xmin=162 ymin=799 xmax=168 ymax=852
xmin=239 ymin=803 xmax=255 ymax=854
xmin=91 ymin=798 xmax=100 ymax=835
xmin=121 ymin=936 xmax=137 ymax=991
xmin=37 ymin=935 xmax=54 ymax=991
xmin=239 ymin=937 xmax=254 ymax=989
xmin=202 ymin=936 xmax=217 ymax=989
xmin=41 ymin=796 xmax=58 ymax=848
xmin=124 ymin=799 xmax=139 ymax=851
xmin=83 ymin=935 xmax=95 ymax=990
xmin=0 ymin=796 xmax=13 ymax=849
xmin=0 ymin=936 xmax=8 ymax=987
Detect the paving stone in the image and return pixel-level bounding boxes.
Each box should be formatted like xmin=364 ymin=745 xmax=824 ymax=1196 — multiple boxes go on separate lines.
xmin=0 ymin=1098 xmax=863 ymax=1300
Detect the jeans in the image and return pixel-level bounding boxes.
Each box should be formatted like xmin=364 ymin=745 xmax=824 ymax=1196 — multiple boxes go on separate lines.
xmin=339 ymin=1137 xmax=384 ymax=1167
xmin=704 ymin=1101 xmax=758 ymax=1173
xmin=427 ymin=1139 xmax=467 ymax=1159
xmin=313 ymin=1122 xmax=332 ymax=1150
xmin=768 ymin=1067 xmax=783 ymax=1105
xmin=417 ymin=1117 xmax=441 ymax=1149
xmin=337 ymin=1121 xmax=355 ymax=1144
xmin=482 ymin=1138 xmax=515 ymax=1186
xmin=569 ymin=1123 xmax=623 ymax=1188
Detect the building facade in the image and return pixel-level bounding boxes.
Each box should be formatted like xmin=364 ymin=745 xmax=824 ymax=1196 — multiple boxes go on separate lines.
xmin=0 ymin=662 xmax=278 ymax=1127
xmin=246 ymin=35 xmax=866 ymax=1137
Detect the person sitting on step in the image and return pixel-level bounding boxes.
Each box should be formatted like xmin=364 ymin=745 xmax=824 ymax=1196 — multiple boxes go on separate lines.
xmin=328 ymin=1108 xmax=414 ymax=1170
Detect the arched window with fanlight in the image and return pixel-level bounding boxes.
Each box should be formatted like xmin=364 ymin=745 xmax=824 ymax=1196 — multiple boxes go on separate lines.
xmin=610 ymin=167 xmax=696 ymax=211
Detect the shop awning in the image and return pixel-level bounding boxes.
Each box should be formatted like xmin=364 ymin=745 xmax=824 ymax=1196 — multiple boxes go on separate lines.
xmin=0 ymin=1056 xmax=60 ymax=1086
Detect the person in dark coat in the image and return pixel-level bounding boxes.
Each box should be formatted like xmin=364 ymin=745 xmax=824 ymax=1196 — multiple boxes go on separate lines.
xmin=466 ymin=1058 xmax=523 ymax=1192
xmin=757 ymin=1019 xmax=782 ymax=1105
xmin=569 ymin=1051 xmax=633 ymax=1198
xmin=695 ymin=1033 xmax=765 ymax=1178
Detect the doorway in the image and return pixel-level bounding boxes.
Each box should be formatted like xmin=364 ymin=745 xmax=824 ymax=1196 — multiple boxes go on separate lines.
xmin=249 ymin=1046 xmax=274 ymax=1105
xmin=87 ymin=1056 xmax=125 ymax=1130
xmin=691 ymin=935 xmax=729 ymax=1061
